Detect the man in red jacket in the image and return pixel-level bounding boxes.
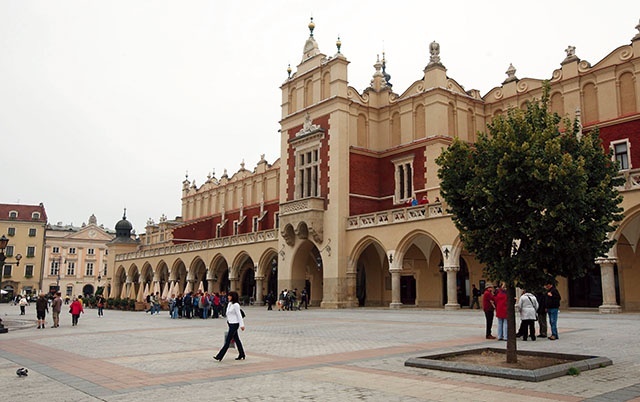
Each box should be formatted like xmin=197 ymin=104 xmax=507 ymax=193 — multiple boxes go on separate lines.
xmin=482 ymin=284 xmax=496 ymax=339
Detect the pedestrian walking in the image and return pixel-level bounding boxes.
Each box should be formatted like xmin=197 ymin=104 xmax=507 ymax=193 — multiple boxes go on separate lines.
xmin=470 ymin=284 xmax=480 ymax=309
xmin=18 ymin=295 xmax=28 ymax=315
xmin=482 ymin=284 xmax=496 ymax=339
xmin=51 ymin=292 xmax=62 ymax=328
xmin=96 ymin=295 xmax=105 ymax=317
xmin=213 ymin=291 xmax=245 ymax=361
xmin=70 ymin=297 xmax=84 ymax=326
xmin=35 ymin=293 xmax=48 ymax=329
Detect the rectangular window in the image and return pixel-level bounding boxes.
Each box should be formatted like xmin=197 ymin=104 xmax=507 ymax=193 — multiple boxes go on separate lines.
xmin=103 ymin=264 xmax=108 ymax=276
xmin=66 ymin=285 xmax=73 ymax=297
xmin=67 ymin=262 xmax=75 ymax=276
xmin=69 ymin=247 xmax=76 ymax=254
xmin=252 ymin=216 xmax=259 ymax=232
xmin=25 ymin=265 xmax=34 ymax=277
xmin=87 ymin=248 xmax=95 ymax=255
xmin=274 ymin=212 xmax=280 ymax=229
xmin=393 ymin=156 xmax=415 ymax=203
xmin=5 ymin=245 xmax=13 ymax=257
xmin=28 ymin=228 xmax=36 ymax=237
xmin=612 ymin=140 xmax=631 ymax=170
xmin=86 ymin=262 xmax=94 ymax=276
xmin=233 ymin=220 xmax=239 ymax=236
xmin=52 ymin=246 xmax=60 ymax=253
xmin=7 ymin=227 xmax=16 ymax=236
xmin=50 ymin=260 xmax=60 ymax=276
xmin=297 ymin=148 xmax=320 ymax=198
xmin=216 ymin=224 xmax=222 ymax=238
xmin=26 ymin=246 xmax=35 ymax=258
xmin=2 ymin=265 xmax=11 ymax=277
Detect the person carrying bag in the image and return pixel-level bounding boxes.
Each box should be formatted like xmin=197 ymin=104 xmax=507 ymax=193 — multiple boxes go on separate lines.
xmin=213 ymin=291 xmax=246 ymax=361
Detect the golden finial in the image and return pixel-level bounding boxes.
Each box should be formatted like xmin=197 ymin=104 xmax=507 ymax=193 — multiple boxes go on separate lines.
xmin=336 ymin=36 xmax=342 ymax=53
xmin=308 ymin=17 xmax=315 ymax=37
xmin=287 ymin=64 xmax=292 ymax=78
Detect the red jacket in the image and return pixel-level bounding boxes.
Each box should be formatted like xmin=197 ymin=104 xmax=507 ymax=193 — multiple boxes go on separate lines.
xmin=70 ymin=300 xmax=84 ymax=315
xmin=482 ymin=289 xmax=495 ymax=312
xmin=494 ymin=289 xmax=508 ymax=319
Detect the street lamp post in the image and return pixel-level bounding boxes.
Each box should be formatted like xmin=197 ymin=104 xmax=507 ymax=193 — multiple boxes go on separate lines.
xmin=0 ymin=234 xmax=23 ymax=334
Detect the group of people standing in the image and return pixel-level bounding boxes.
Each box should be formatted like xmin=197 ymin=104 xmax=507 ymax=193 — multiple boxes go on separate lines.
xmin=163 ymin=291 xmax=229 ymax=320
xmin=28 ymin=292 xmax=86 ymax=328
xmin=482 ymin=282 xmax=561 ymax=341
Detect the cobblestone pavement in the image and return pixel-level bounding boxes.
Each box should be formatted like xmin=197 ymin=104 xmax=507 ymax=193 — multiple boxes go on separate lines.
xmin=1 ymin=303 xmax=640 ymax=402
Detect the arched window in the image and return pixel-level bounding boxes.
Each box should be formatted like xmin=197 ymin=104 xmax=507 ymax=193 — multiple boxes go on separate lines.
xmin=448 ymin=102 xmax=457 ymax=137
xmin=322 ymin=72 xmax=331 ymax=100
xmin=466 ymin=108 xmax=476 ymax=142
xmin=288 ymin=87 xmax=297 ymax=114
xmin=391 ymin=112 xmax=401 ymax=147
xmin=304 ymin=79 xmax=313 ymax=107
xmin=582 ymin=82 xmax=598 ymax=124
xmin=357 ymin=114 xmax=367 ymax=147
xmin=619 ymin=72 xmax=636 ymax=116
xmin=414 ymin=104 xmax=425 ymax=140
xmin=550 ymin=92 xmax=564 ymax=117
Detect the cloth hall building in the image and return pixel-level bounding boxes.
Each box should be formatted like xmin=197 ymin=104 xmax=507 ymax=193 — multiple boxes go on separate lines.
xmin=106 ymin=20 xmax=640 ymax=313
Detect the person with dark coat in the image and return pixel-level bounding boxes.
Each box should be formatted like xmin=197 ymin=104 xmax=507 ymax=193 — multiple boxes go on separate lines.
xmin=544 ymin=282 xmax=561 ymax=340
xmin=535 ymin=289 xmax=548 ymax=338
xmin=482 ymin=284 xmax=496 ymax=339
xmin=35 ymin=294 xmax=48 ymax=329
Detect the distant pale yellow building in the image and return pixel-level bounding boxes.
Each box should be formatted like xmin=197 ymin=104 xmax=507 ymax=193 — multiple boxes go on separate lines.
xmin=0 ymin=203 xmax=47 ymax=299
xmin=44 ymin=215 xmax=115 ymax=298
xmin=107 ymin=19 xmax=640 ymax=312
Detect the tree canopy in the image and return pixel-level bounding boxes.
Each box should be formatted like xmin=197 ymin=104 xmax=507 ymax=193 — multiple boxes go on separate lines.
xmin=436 ymin=84 xmax=624 ymax=292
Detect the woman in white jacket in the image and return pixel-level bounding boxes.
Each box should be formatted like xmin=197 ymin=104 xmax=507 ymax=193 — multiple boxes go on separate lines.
xmin=518 ymin=290 xmax=539 ymax=341
xmin=214 ymin=291 xmax=246 ymax=361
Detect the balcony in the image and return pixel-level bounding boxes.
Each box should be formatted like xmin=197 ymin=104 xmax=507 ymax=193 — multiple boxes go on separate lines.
xmin=347 ymin=203 xmax=445 ymax=230
xmin=618 ymin=168 xmax=640 ymax=191
xmin=115 ymin=229 xmax=278 ymax=262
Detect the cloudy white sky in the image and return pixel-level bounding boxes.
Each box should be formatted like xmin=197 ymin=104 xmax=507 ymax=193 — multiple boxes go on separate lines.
xmin=1 ymin=1 xmax=639 ymax=233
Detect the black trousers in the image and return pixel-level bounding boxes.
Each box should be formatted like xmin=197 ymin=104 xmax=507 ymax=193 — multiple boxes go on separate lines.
xmin=484 ymin=310 xmax=494 ymax=336
xmin=215 ymin=322 xmax=244 ymax=360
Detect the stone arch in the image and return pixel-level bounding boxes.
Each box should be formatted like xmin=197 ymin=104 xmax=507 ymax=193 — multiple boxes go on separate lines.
xmin=448 ymin=101 xmax=457 ymax=138
xmin=209 ymin=254 xmax=230 ymax=294
xmin=349 ymin=235 xmax=389 ymax=307
xmin=393 ymin=230 xmax=443 ymax=307
xmin=257 ymin=248 xmax=279 ymax=302
xmin=304 ymin=79 xmax=313 ymax=107
xmin=113 ymin=265 xmax=127 ymax=299
xmin=290 ymin=239 xmax=323 ymax=307
xmin=231 ymin=252 xmax=256 ymax=302
xmin=189 ymin=256 xmax=208 ymax=292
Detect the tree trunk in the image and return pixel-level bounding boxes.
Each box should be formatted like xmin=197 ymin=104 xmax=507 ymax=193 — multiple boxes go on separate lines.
xmin=506 ymin=284 xmax=518 ymax=363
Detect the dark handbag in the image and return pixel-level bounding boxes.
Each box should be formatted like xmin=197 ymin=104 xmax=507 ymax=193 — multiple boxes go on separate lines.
xmin=240 ymin=308 xmax=246 ymax=318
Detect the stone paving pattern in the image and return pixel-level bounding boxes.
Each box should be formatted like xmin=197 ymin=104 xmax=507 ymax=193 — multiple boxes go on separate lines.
xmin=1 ymin=303 xmax=640 ymax=401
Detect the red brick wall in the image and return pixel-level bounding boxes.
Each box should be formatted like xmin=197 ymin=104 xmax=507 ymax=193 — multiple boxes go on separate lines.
xmin=349 ymin=146 xmax=426 ymax=215
xmin=172 ymin=201 xmax=281 ymax=243
xmin=599 ymin=119 xmax=640 ymax=169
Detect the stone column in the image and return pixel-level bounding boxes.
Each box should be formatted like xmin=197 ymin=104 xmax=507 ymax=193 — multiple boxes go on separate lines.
xmin=444 ymin=265 xmax=460 ymax=310
xmin=345 ymin=269 xmax=357 ymax=308
xmin=596 ymin=258 xmax=621 ymax=314
xmin=255 ymin=276 xmax=264 ymax=305
xmin=389 ymin=268 xmax=402 ymax=309
xmin=207 ymin=279 xmax=214 ymax=293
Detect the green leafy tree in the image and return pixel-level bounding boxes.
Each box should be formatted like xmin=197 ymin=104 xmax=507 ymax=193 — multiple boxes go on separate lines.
xmin=436 ymin=83 xmax=623 ymax=362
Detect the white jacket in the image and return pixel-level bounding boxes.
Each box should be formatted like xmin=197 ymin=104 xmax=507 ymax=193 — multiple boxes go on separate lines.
xmin=226 ymin=302 xmax=245 ymax=327
xmin=518 ymin=292 xmax=539 ymax=320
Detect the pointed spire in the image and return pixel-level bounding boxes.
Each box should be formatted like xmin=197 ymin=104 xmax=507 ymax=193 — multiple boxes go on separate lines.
xmin=308 ymin=17 xmax=315 ymax=37
xmin=381 ymin=51 xmax=392 ymax=88
xmin=369 ymin=54 xmax=386 ymax=91
xmin=426 ymin=40 xmax=444 ymax=70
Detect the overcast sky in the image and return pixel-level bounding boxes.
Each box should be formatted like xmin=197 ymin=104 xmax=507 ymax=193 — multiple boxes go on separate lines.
xmin=1 ymin=1 xmax=639 ymax=233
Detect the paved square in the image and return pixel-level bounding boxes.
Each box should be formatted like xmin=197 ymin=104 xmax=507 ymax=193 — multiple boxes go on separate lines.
xmin=1 ymin=304 xmax=639 ymax=401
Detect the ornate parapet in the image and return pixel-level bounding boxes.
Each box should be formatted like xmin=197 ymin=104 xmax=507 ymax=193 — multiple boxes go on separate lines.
xmin=347 ymin=203 xmax=446 ymax=230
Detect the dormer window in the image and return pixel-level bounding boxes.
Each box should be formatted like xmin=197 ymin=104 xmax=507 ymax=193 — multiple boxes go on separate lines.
xmin=9 ymin=211 xmax=18 ymax=219
xmin=32 ymin=212 xmax=41 ymax=220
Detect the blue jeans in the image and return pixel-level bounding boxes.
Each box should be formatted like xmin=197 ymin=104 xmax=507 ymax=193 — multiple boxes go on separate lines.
xmin=171 ymin=306 xmax=178 ymax=319
xmin=547 ymin=308 xmax=559 ymax=338
xmin=497 ymin=318 xmax=508 ymax=340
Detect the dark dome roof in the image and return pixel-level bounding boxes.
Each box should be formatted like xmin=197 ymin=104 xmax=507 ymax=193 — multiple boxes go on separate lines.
xmin=115 ymin=217 xmax=133 ymax=231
